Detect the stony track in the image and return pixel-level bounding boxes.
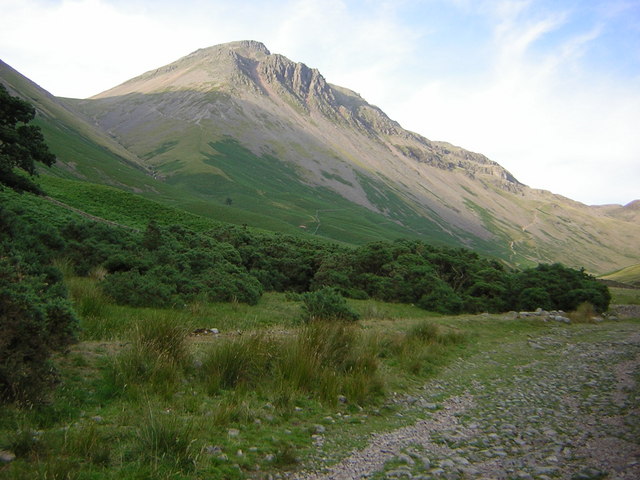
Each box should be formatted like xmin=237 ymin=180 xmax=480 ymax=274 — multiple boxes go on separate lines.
xmin=297 ymin=321 xmax=640 ymax=480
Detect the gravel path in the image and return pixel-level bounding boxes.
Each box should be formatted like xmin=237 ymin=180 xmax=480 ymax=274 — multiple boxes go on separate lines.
xmin=297 ymin=322 xmax=640 ymax=480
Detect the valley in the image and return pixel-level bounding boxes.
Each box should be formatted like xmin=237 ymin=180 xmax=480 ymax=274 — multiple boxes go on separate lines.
xmin=1 ymin=39 xmax=639 ymax=480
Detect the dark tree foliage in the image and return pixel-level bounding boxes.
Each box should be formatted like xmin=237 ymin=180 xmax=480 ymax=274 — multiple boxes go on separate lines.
xmin=511 ymin=263 xmax=611 ymax=312
xmin=101 ymin=222 xmax=263 ymax=307
xmin=0 ymin=84 xmax=56 ymax=193
xmin=311 ymin=240 xmax=512 ymax=314
xmin=211 ymin=225 xmax=341 ymax=293
xmin=310 ymin=240 xmax=608 ymax=314
xmin=0 ymin=205 xmax=77 ymax=404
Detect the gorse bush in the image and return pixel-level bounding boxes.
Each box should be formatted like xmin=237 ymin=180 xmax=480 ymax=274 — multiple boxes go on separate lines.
xmin=301 ymin=287 xmax=360 ymax=322
xmin=0 ymin=206 xmax=78 ymax=404
xmin=101 ymin=223 xmax=263 ymax=307
xmin=310 ymin=241 xmax=610 ymax=314
xmin=512 ymin=263 xmax=611 ymax=312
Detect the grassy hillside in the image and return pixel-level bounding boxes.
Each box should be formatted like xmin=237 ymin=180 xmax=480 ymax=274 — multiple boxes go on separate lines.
xmin=600 ymin=264 xmax=640 ymax=286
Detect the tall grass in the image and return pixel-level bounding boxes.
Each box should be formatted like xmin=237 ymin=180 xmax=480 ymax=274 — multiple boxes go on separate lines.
xmin=102 ymin=313 xmax=190 ymax=398
xmin=132 ymin=408 xmax=198 ymax=473
xmin=373 ymin=320 xmax=466 ymax=375
xmin=65 ymin=277 xmax=115 ymax=340
xmin=277 ymin=322 xmax=382 ymax=404
xmin=199 ymin=333 xmax=277 ymax=394
xmin=568 ymin=302 xmax=597 ymax=323
xmin=196 ymin=322 xmax=384 ymax=406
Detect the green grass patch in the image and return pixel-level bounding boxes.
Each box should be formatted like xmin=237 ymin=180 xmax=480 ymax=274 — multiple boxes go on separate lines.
xmin=609 ymin=287 xmax=640 ymax=305
xmin=600 ymin=263 xmax=640 ymax=286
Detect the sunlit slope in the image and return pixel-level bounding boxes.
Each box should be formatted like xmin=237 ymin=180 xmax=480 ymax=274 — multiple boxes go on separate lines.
xmin=1 ymin=59 xmax=462 ymax=246
xmin=600 ymin=264 xmax=640 ymax=286
xmin=64 ymin=41 xmax=640 ymax=272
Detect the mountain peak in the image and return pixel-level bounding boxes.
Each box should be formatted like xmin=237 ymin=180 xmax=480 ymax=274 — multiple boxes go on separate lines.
xmin=193 ymin=40 xmax=271 ymax=59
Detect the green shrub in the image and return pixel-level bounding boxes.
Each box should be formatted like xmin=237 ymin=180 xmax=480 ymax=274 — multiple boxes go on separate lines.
xmin=512 ymin=263 xmax=611 ymax=312
xmin=517 ymin=287 xmax=552 ymax=311
xmin=417 ymin=282 xmax=463 ymax=314
xmin=301 ymin=287 xmax=360 ymax=322
xmin=0 ymin=256 xmax=78 ymax=404
xmin=102 ymin=269 xmax=179 ymax=308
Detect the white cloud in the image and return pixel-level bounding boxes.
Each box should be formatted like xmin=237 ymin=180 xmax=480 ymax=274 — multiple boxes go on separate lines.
xmin=391 ymin=0 xmax=640 ymax=205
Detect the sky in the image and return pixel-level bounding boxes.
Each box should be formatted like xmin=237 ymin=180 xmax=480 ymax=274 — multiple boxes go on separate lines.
xmin=1 ymin=0 xmax=639 ymax=206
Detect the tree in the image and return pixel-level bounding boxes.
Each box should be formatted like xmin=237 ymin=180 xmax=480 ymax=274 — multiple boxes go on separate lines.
xmin=0 ymin=83 xmax=56 ymax=193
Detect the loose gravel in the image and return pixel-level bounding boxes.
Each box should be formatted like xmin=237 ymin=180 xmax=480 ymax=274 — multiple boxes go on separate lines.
xmin=296 ymin=322 xmax=640 ymax=480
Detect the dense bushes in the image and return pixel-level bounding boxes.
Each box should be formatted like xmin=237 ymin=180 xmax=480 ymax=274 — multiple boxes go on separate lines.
xmin=308 ymin=241 xmax=608 ymax=314
xmin=311 ymin=240 xmax=512 ymax=314
xmin=0 ymin=206 xmax=78 ymax=404
xmin=101 ymin=223 xmax=263 ymax=306
xmin=512 ymin=263 xmax=611 ymax=312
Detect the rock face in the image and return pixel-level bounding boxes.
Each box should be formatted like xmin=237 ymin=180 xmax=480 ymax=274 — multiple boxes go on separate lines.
xmin=60 ymin=40 xmax=640 ymax=272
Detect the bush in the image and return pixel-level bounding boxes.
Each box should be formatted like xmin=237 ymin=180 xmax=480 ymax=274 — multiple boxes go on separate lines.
xmin=512 ymin=264 xmax=611 ymax=312
xmin=102 ymin=269 xmax=178 ymax=308
xmin=417 ymin=281 xmax=463 ymax=314
xmin=0 ymin=255 xmax=78 ymax=404
xmin=517 ymin=287 xmax=552 ymax=311
xmin=100 ymin=223 xmax=264 ymax=308
xmin=301 ymin=287 xmax=360 ymax=322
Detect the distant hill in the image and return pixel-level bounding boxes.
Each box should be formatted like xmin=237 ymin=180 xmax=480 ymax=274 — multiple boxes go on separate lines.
xmin=600 ymin=264 xmax=640 ymax=287
xmin=2 ymin=42 xmax=639 ymax=273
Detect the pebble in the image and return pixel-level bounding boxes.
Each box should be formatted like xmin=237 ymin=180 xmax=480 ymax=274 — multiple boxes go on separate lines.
xmin=0 ymin=451 xmax=16 ymax=464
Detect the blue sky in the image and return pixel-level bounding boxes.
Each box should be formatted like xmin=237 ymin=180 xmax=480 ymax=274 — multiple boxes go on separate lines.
xmin=1 ymin=0 xmax=639 ymax=205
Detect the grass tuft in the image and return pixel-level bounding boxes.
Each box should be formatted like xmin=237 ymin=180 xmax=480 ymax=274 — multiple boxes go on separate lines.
xmin=132 ymin=408 xmax=198 ymax=472
xmin=569 ymin=302 xmax=598 ymax=323
xmin=102 ymin=313 xmax=190 ymax=398
xmin=199 ymin=334 xmax=276 ymax=393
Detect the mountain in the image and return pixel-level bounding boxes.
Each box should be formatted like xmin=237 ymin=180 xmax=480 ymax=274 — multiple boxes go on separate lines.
xmin=3 ymin=42 xmax=639 ymax=273
xmin=0 ymin=60 xmax=159 ymax=190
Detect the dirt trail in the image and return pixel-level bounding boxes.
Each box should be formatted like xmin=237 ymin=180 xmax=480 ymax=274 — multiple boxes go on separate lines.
xmin=295 ymin=322 xmax=640 ymax=480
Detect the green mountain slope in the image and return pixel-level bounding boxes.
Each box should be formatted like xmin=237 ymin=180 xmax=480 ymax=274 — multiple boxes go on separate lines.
xmin=600 ymin=264 xmax=640 ymax=286
xmin=65 ymin=41 xmax=639 ymax=273
xmin=2 ymin=43 xmax=639 ymax=273
xmin=0 ymin=59 xmax=455 ymax=245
